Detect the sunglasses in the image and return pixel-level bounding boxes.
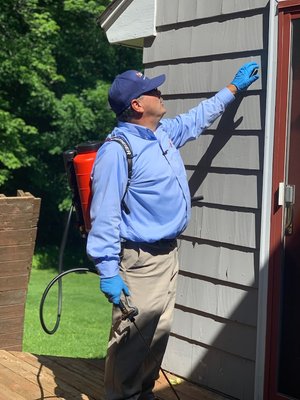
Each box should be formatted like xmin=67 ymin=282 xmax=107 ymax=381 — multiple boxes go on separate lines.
xmin=141 ymin=88 xmax=162 ymax=98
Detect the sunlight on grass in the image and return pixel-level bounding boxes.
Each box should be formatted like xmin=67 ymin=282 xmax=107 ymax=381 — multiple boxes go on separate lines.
xmin=23 ymin=269 xmax=112 ymax=359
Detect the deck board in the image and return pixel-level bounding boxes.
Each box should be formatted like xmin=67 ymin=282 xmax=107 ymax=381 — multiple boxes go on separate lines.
xmin=0 ymin=350 xmax=228 ymax=399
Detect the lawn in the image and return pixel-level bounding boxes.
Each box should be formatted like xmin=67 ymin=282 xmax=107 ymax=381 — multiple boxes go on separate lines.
xmin=23 ymin=268 xmax=112 ymax=359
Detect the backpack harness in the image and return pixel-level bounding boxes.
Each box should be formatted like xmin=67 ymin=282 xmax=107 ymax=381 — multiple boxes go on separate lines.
xmin=106 ymin=137 xmax=133 ymax=215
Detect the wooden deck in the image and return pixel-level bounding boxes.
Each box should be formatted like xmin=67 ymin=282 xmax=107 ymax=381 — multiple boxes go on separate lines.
xmin=0 ymin=350 xmax=228 ymax=400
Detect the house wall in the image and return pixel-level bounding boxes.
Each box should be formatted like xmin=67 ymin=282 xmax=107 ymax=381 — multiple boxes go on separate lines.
xmin=143 ymin=1 xmax=269 ymax=398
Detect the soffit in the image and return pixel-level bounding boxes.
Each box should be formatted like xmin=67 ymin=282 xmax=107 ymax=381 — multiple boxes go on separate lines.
xmin=99 ymin=0 xmax=156 ymax=48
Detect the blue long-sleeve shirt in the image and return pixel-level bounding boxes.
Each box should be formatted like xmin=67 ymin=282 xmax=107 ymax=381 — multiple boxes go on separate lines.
xmin=86 ymin=87 xmax=235 ymax=278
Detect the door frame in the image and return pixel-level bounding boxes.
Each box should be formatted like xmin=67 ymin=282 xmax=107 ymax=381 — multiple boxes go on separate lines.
xmin=264 ymin=1 xmax=300 ymax=399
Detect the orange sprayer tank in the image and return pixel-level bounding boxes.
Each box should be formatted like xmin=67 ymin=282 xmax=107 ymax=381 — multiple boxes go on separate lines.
xmin=73 ymin=141 xmax=102 ymax=233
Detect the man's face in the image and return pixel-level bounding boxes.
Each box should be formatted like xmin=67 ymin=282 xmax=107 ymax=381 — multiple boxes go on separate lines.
xmin=137 ymin=88 xmax=166 ymax=120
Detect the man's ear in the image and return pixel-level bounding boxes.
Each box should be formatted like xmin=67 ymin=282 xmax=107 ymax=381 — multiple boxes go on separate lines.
xmin=131 ymin=98 xmax=144 ymax=113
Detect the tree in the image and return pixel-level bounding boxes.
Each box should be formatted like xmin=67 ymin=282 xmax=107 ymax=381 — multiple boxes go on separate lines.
xmin=0 ymin=0 xmax=142 ymax=246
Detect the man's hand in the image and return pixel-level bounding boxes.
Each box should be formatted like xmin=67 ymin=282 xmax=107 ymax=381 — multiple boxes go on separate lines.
xmin=100 ymin=275 xmax=130 ymax=305
xmin=230 ymin=62 xmax=259 ymax=92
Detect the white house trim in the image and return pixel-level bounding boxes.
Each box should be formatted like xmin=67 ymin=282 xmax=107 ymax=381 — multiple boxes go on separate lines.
xmin=99 ymin=0 xmax=157 ymax=48
xmin=255 ymin=1 xmax=278 ymax=398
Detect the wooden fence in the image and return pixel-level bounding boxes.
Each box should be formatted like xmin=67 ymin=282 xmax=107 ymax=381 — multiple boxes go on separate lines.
xmin=0 ymin=191 xmax=41 ymax=350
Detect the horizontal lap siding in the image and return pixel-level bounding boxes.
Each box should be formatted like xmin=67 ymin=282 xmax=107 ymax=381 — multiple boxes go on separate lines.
xmin=181 ymin=131 xmax=262 ymax=168
xmin=164 ymin=336 xmax=255 ymax=399
xmin=163 ymin=96 xmax=263 ymax=130
xmin=178 ymin=240 xmax=258 ymax=287
xmin=172 ymin=308 xmax=257 ymax=360
xmin=185 ymin=206 xmax=257 ymax=248
xmin=146 ymin=58 xmax=263 ymax=94
xmin=157 ymin=0 xmax=268 ymax=26
xmin=143 ymin=2 xmax=267 ymax=398
xmin=186 ymin=170 xmax=261 ymax=208
xmin=144 ymin=14 xmax=264 ymax=63
xmin=177 ymin=275 xmax=258 ymax=326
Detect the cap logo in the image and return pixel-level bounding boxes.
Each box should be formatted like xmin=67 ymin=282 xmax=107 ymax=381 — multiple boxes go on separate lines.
xmin=136 ymin=72 xmax=145 ymax=79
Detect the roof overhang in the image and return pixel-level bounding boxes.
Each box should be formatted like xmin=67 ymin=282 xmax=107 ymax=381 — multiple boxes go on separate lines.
xmin=98 ymin=0 xmax=157 ymax=48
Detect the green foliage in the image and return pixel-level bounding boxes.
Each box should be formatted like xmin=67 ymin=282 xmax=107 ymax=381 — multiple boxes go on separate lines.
xmin=32 ymin=242 xmax=94 ymax=270
xmin=0 ymin=0 xmax=142 ymax=246
xmin=0 ymin=110 xmax=37 ymax=184
xmin=32 ymin=245 xmax=59 ymax=270
xmin=50 ymin=82 xmax=115 ymax=156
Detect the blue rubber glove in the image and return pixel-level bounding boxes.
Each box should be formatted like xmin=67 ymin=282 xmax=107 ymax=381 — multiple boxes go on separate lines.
xmin=100 ymin=275 xmax=130 ymax=305
xmin=231 ymin=62 xmax=259 ymax=91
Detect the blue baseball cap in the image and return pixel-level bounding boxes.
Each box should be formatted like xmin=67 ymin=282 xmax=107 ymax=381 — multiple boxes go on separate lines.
xmin=108 ymin=70 xmax=166 ymax=116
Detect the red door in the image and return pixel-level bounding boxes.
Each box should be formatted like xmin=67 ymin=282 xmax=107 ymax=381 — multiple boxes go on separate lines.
xmin=265 ymin=2 xmax=300 ymax=399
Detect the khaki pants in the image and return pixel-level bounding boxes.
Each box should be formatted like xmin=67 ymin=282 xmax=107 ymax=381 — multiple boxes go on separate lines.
xmin=104 ymin=240 xmax=179 ymax=400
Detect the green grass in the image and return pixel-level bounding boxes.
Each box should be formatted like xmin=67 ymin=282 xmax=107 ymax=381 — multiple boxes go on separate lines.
xmin=23 ymin=268 xmax=112 ymax=359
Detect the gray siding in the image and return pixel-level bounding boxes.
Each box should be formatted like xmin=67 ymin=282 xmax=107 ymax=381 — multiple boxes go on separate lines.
xmin=186 ymin=170 xmax=260 ymax=208
xmin=157 ymin=0 xmax=269 ymax=26
xmin=146 ymin=59 xmax=263 ymax=94
xmin=177 ymin=275 xmax=258 ymax=326
xmin=178 ymin=240 xmax=258 ymax=287
xmin=144 ymin=13 xmax=264 ymax=63
xmin=163 ymin=336 xmax=256 ymax=399
xmin=185 ymin=207 xmax=257 ymax=248
xmin=143 ymin=1 xmax=268 ymax=399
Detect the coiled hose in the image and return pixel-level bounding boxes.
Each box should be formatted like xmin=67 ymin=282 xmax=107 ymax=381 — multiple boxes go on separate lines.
xmin=39 ymin=206 xmax=97 ymax=334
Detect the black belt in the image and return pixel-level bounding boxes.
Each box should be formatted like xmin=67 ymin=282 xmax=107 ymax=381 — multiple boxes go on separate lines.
xmin=122 ymin=238 xmax=177 ymax=249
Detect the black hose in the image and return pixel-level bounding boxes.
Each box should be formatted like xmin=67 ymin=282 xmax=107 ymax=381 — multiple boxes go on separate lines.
xmin=39 ymin=205 xmax=96 ymax=334
xmin=39 ymin=267 xmax=97 ymax=334
xmin=132 ymin=320 xmax=181 ymax=400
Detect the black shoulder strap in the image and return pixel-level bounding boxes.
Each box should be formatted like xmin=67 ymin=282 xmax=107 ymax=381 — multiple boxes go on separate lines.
xmin=106 ymin=137 xmax=133 ymax=214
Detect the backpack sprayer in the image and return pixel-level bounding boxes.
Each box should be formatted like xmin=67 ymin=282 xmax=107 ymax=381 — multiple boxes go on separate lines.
xmin=39 ymin=139 xmax=138 ymax=334
xmin=39 ymin=139 xmax=184 ymax=400
xmin=39 ymin=141 xmax=100 ymax=331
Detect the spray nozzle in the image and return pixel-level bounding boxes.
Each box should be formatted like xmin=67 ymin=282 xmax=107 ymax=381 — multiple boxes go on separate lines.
xmin=119 ymin=298 xmax=139 ymax=322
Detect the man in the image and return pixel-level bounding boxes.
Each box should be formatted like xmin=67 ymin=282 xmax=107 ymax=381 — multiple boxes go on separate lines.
xmin=87 ymin=62 xmax=259 ymax=400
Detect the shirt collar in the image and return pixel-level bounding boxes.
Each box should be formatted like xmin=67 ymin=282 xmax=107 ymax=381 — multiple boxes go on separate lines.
xmin=117 ymin=121 xmax=157 ymax=140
